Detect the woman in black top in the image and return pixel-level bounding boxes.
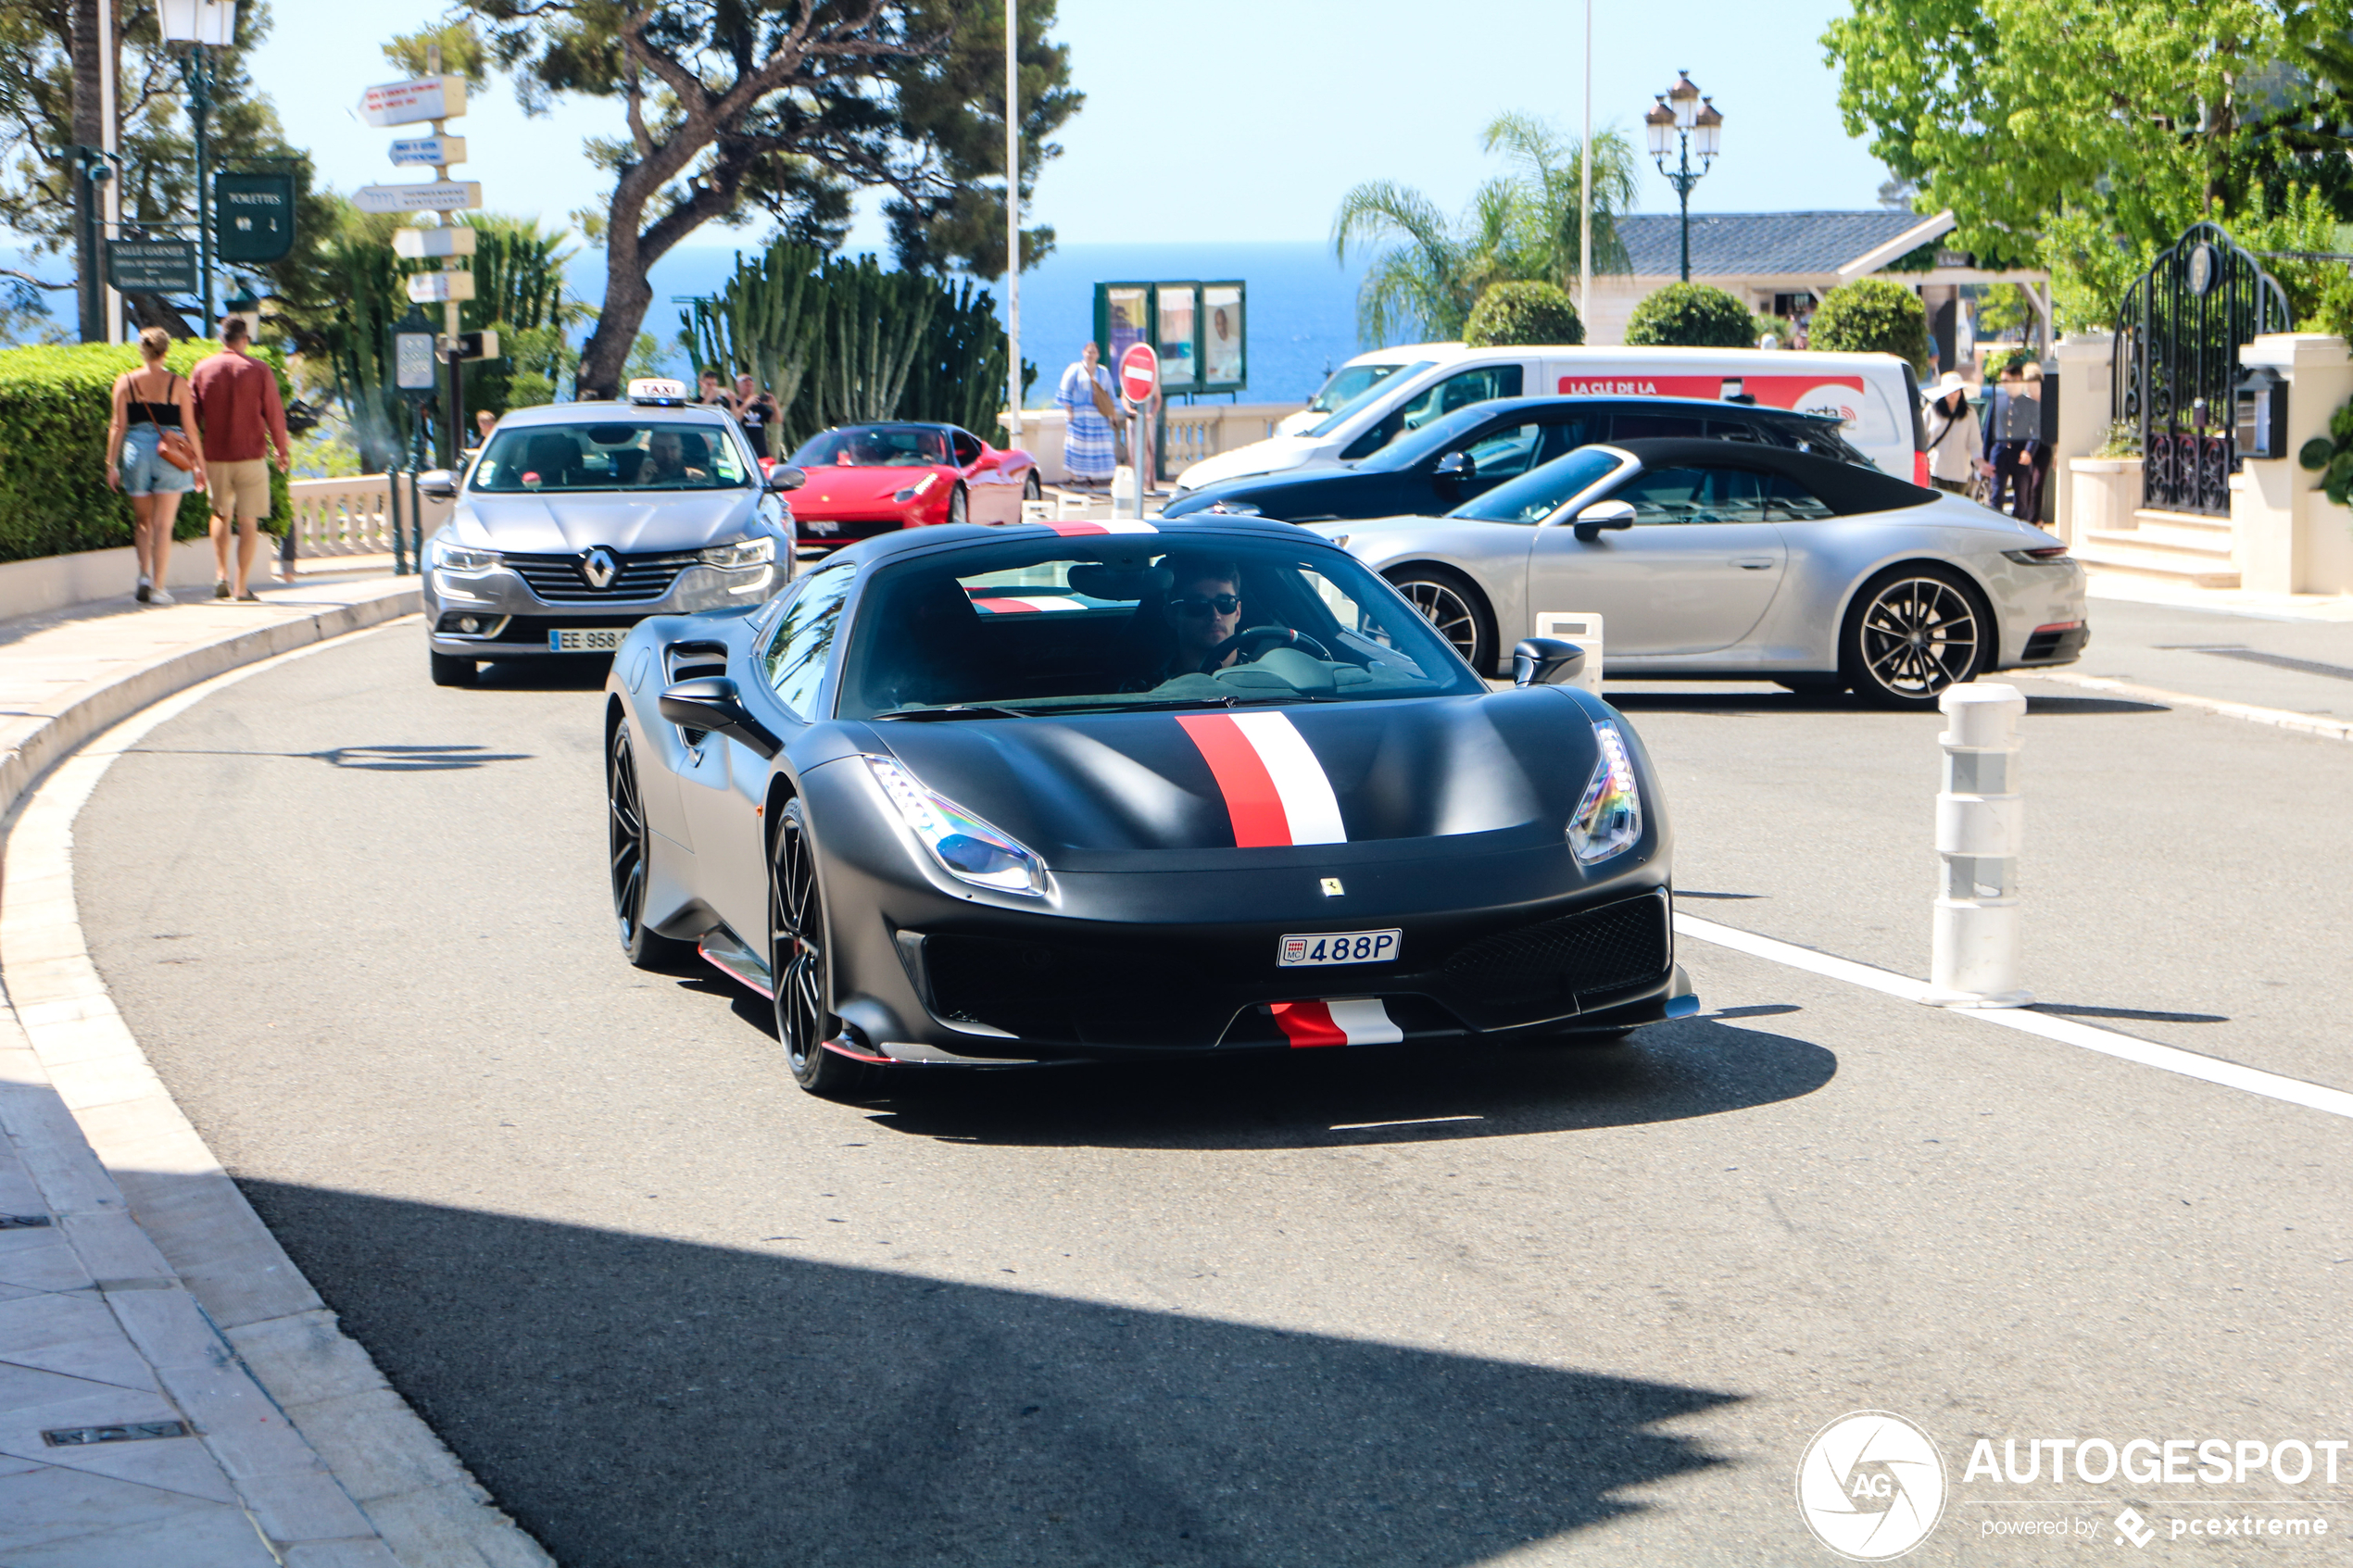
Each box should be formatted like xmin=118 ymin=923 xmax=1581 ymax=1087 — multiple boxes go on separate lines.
xmin=105 ymin=327 xmax=208 ymax=604
xmin=734 ymin=372 xmax=778 ymax=460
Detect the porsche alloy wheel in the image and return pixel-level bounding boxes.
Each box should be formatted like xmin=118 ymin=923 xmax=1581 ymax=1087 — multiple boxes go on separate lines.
xmin=1843 ymin=568 xmax=1988 ymax=709
xmin=609 ymin=723 xmax=689 ymax=969
xmin=948 ymin=483 xmax=969 ymax=527
xmin=769 ymin=797 xmax=872 ymax=1098
xmin=1384 ymin=566 xmax=1495 ymax=674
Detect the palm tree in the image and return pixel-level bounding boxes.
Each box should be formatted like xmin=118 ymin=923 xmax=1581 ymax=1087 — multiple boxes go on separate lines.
xmin=1331 ymin=114 xmax=1638 ymax=345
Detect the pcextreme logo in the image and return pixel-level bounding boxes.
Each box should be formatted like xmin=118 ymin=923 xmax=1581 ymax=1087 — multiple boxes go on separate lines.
xmin=1796 ymin=1411 xmax=1949 ymax=1561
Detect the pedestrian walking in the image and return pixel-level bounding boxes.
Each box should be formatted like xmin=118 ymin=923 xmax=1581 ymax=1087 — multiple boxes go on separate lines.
xmin=1056 ymin=342 xmax=1120 ymax=487
xmin=471 ymin=408 xmax=497 ymax=450
xmin=104 ymin=327 xmax=206 ymax=604
xmin=1921 ymin=370 xmax=1984 ymax=497
xmin=190 ymin=315 xmax=291 ymax=601
xmin=734 ymin=372 xmax=778 ymax=461
xmin=1982 ymin=360 xmax=2045 ymax=525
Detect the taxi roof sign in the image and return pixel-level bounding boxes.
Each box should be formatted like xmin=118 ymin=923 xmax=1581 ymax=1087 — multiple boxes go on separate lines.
xmin=627 ymin=378 xmax=690 ymax=407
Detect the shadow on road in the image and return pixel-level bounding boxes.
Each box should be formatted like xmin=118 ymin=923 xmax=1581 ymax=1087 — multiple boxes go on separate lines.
xmin=471 ymin=658 xmax=616 ymax=693
xmin=130 ymin=742 xmax=535 ymax=771
xmin=231 ymin=1178 xmax=1739 ymax=1568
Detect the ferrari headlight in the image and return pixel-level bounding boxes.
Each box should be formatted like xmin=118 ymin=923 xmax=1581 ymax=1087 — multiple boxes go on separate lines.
xmin=893 ymin=472 xmax=940 ymax=504
xmin=1567 ymin=721 xmax=1642 ymax=865
xmin=863 ymin=756 xmax=1047 ymax=896
xmin=699 ymin=535 xmax=775 ymax=570
xmin=430 ymin=535 xmax=500 ymax=572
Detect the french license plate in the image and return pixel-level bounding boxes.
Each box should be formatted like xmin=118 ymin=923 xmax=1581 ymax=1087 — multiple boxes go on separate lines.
xmin=548 ymin=628 xmax=624 ymax=653
xmin=1278 ymin=930 xmax=1403 ymax=967
xmin=807 ymin=519 xmax=839 ymax=534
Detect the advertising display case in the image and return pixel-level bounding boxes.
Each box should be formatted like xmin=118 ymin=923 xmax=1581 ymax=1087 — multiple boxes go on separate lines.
xmin=1094 ymin=281 xmax=1247 ymax=396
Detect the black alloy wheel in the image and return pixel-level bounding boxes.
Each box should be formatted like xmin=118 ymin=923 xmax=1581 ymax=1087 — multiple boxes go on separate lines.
xmin=609 ymin=722 xmax=691 ymax=968
xmin=1842 ymin=567 xmax=1990 ymax=709
xmin=947 ymin=483 xmax=970 ymax=526
xmin=769 ymin=797 xmax=874 ymax=1098
xmin=1384 ymin=565 xmax=1496 ymax=674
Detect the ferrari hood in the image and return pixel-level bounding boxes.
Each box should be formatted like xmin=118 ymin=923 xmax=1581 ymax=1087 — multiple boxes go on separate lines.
xmin=798 ymin=466 xmax=937 ymax=512
xmin=453 ymin=489 xmax=763 ymax=553
xmin=867 ymin=691 xmax=1607 ymax=860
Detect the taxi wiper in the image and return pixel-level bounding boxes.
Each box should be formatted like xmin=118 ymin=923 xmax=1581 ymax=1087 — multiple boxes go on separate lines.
xmin=873 ymin=704 xmax=1034 ymax=721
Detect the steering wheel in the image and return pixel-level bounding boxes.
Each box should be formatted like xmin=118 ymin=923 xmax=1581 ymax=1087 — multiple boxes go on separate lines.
xmin=1201 ymin=625 xmax=1333 ymax=674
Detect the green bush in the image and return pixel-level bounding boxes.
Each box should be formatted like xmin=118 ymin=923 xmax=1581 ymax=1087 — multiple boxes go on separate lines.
xmin=1624 ymin=282 xmax=1757 ymax=348
xmin=1463 ymin=282 xmax=1584 ymax=347
xmin=1807 ymin=278 xmax=1932 ymax=375
xmin=0 ymin=340 xmax=294 ymax=564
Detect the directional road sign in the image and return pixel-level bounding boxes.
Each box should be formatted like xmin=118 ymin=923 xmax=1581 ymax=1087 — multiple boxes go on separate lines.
xmin=391 ymin=227 xmax=476 ymax=260
xmin=406 ymin=271 xmax=477 ymax=304
xmin=214 ymin=172 xmax=296 ymax=264
xmin=388 ymin=135 xmax=467 ymax=168
xmin=355 ymin=182 xmax=483 ymax=215
xmin=1119 ymin=342 xmax=1160 ymax=405
xmin=359 ymin=77 xmax=468 ymax=128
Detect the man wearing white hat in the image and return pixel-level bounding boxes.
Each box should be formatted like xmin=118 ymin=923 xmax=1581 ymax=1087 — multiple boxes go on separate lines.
xmin=1922 ymin=370 xmax=1987 ymax=496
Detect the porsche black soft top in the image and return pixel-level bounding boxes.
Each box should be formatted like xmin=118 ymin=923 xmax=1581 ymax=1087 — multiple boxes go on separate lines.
xmin=1605 ymin=437 xmax=1939 ymax=515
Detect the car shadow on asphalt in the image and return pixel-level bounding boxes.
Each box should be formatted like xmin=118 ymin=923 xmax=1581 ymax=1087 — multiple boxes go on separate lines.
xmin=836 ymin=1018 xmax=1835 ymax=1152
xmin=467 ymin=658 xmax=616 ymax=693
xmin=234 ymin=1175 xmax=1741 ymax=1568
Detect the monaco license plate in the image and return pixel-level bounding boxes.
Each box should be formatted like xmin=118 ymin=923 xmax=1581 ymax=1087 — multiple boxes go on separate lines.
xmin=1278 ymin=930 xmax=1403 ymax=967
xmin=549 ymin=628 xmax=625 ymax=653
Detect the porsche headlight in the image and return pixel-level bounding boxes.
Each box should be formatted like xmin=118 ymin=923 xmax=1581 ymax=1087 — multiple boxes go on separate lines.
xmin=1202 ymin=500 xmax=1262 ymax=516
xmin=863 ymin=756 xmax=1047 ymax=896
xmin=430 ymin=535 xmax=500 ymax=572
xmin=893 ymin=472 xmax=940 ymax=504
xmin=1567 ymin=721 xmax=1642 ymax=865
xmin=699 ymin=535 xmax=775 ymax=570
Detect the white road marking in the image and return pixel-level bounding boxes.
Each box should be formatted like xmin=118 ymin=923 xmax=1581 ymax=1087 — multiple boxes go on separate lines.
xmin=1673 ymin=911 xmax=2353 ymax=1123
xmin=2026 ymin=670 xmax=2353 ymax=744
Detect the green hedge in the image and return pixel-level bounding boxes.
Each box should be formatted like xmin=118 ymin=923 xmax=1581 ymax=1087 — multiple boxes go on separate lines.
xmin=0 ymin=340 xmax=295 ymax=565
xmin=1464 ymin=282 xmax=1584 ymax=346
xmin=1624 ymin=282 xmax=1758 ymax=348
xmin=1807 ymin=278 xmax=1932 ymax=376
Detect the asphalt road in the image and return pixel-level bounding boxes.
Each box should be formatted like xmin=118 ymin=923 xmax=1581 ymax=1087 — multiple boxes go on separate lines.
xmin=74 ymin=622 xmax=2353 ymax=1565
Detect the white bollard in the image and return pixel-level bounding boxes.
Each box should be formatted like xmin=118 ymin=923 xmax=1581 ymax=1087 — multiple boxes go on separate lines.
xmin=1534 ymin=611 xmax=1605 ymax=693
xmin=1020 ymin=499 xmax=1056 ymax=526
xmin=1926 ymin=682 xmax=2031 ymax=1008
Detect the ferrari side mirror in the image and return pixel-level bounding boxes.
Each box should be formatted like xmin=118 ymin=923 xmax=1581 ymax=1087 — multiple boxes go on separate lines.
xmin=1511 ymin=638 xmax=1586 ymax=687
xmin=767 ymin=464 xmax=807 ymax=492
xmin=1571 ymin=499 xmax=1636 ymax=542
xmin=659 ymin=676 xmax=782 ymax=759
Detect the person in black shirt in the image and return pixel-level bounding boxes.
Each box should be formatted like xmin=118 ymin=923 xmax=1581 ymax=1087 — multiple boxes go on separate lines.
xmin=735 ymin=373 xmax=778 ymax=461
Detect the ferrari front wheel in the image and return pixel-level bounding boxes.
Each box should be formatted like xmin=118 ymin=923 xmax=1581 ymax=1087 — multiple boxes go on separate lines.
xmin=769 ymin=797 xmax=875 ymax=1099
xmin=609 ymin=722 xmax=691 ymax=970
xmin=946 ymin=483 xmax=970 ymax=527
xmin=1022 ymin=470 xmax=1043 ymax=501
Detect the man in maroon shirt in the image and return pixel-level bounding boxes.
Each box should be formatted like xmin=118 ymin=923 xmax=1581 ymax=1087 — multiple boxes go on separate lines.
xmin=190 ymin=316 xmax=291 ymax=600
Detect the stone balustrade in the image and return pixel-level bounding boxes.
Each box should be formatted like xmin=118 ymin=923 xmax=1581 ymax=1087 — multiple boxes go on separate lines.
xmin=283 ymin=475 xmax=453 ymax=566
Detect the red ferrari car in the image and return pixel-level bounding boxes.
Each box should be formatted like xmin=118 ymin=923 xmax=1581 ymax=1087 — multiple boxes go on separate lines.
xmin=783 ymin=422 xmax=1042 ymax=548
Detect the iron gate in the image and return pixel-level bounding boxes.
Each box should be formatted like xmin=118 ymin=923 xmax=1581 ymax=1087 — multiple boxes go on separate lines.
xmin=2110 ymin=221 xmax=2292 ymax=516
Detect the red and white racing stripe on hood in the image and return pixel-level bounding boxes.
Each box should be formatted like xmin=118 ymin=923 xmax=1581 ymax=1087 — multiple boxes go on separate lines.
xmin=1271 ymin=998 xmax=1402 ymax=1048
xmin=1176 ymin=710 xmax=1346 ymax=847
xmin=1041 ymin=519 xmax=1157 ymax=537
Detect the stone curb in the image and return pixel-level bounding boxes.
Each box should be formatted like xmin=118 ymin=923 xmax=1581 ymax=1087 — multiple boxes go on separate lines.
xmin=0 ymin=602 xmax=555 ymax=1566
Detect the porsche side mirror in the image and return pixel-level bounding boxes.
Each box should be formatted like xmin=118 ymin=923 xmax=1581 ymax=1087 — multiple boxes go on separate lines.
xmin=417 ymin=469 xmax=458 ymax=502
xmin=1571 ymin=499 xmax=1636 ymax=542
xmin=659 ymin=676 xmax=782 ymax=759
xmin=767 ymin=463 xmax=808 ymax=492
xmin=1433 ymin=451 xmax=1476 ymax=483
xmin=1511 ymin=637 xmax=1586 ymax=688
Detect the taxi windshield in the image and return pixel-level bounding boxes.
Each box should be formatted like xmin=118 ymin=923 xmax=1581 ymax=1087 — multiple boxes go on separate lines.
xmin=788 ymin=425 xmax=953 ymax=468
xmin=471 ymin=421 xmax=751 ymax=492
xmin=833 ymin=536 xmax=1484 ymax=721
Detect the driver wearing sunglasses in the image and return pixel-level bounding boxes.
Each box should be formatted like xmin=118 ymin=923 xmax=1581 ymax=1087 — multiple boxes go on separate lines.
xmin=1151 ymin=556 xmax=1244 ymax=682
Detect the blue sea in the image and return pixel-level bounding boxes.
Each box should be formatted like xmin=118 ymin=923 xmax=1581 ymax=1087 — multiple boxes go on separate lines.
xmin=623 ymin=241 xmax=1373 ymax=408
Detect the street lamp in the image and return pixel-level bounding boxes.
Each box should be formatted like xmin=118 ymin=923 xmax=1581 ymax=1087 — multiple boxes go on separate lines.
xmin=1646 ymin=70 xmax=1724 ymax=282
xmin=157 ymin=0 xmax=238 ymax=331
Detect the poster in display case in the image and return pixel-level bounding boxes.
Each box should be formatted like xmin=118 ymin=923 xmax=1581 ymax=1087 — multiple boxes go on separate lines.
xmin=1155 ymin=282 xmax=1198 ymax=393
xmin=1202 ymin=283 xmax=1244 ymax=389
xmin=1092 ymin=281 xmax=1247 ymax=396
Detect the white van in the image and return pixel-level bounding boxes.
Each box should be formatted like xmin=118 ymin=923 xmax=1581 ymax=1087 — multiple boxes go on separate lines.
xmin=1274 ymin=345 xmax=1453 ymax=437
xmin=1184 ymin=344 xmax=1929 ymax=492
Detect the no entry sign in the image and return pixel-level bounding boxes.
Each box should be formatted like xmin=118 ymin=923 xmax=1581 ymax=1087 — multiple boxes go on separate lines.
xmin=1119 ymin=343 xmax=1160 ymax=405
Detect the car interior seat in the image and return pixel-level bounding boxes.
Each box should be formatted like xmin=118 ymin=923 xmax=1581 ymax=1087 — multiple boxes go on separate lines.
xmin=522 ymin=433 xmax=578 ymax=485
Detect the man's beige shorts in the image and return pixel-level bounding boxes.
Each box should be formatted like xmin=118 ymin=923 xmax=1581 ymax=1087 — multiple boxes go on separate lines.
xmin=210 ymin=458 xmax=271 ymax=524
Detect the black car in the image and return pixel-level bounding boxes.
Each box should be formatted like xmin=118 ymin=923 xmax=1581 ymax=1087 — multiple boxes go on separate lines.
xmin=1161 ymin=395 xmax=1875 ymax=523
xmin=605 ymin=516 xmax=1695 ymax=1098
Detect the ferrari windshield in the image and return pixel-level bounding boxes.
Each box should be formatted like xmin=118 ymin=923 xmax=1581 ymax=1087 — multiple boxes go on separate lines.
xmin=789 ymin=425 xmax=953 ymax=468
xmin=471 ymin=421 xmax=751 ymax=492
xmin=834 ymin=535 xmax=1485 ymax=720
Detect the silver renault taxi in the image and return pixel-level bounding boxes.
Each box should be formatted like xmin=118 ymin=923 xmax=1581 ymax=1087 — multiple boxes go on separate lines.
xmin=420 ymin=379 xmax=801 ymax=685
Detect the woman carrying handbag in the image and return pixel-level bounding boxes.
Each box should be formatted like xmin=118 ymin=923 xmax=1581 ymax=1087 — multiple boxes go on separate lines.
xmin=105 ymin=327 xmax=208 ymax=604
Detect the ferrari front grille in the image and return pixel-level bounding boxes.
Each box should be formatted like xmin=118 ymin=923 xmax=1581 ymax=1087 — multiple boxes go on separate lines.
xmin=503 ymin=550 xmax=699 ymax=602
xmin=1438 ymin=892 xmax=1670 ymax=1004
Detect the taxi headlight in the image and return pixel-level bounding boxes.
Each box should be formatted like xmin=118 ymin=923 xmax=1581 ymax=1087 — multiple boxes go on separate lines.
xmin=431 ymin=537 xmax=500 ymax=572
xmin=864 ymin=756 xmax=1047 ymax=896
xmin=699 ymin=535 xmax=775 ymax=570
xmin=1567 ymin=721 xmax=1642 ymax=865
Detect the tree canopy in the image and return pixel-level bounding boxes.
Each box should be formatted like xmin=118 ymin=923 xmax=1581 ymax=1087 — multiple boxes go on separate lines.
xmin=1331 ymin=114 xmax=1636 ymax=346
xmin=1823 ymin=0 xmax=2353 ymax=329
xmin=408 ymin=1 xmax=1077 ymax=396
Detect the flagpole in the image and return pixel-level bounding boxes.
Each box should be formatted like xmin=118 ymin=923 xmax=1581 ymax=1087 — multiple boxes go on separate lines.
xmin=1005 ymin=0 xmax=1022 ymax=448
xmin=1579 ymin=0 xmax=1592 ymax=326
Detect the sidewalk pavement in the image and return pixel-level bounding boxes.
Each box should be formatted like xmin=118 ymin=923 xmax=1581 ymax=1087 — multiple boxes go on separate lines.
xmin=0 ymin=577 xmax=547 ymax=1565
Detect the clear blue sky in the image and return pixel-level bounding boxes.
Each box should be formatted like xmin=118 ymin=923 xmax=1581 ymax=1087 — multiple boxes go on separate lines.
xmin=246 ymin=0 xmax=1890 ymax=253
